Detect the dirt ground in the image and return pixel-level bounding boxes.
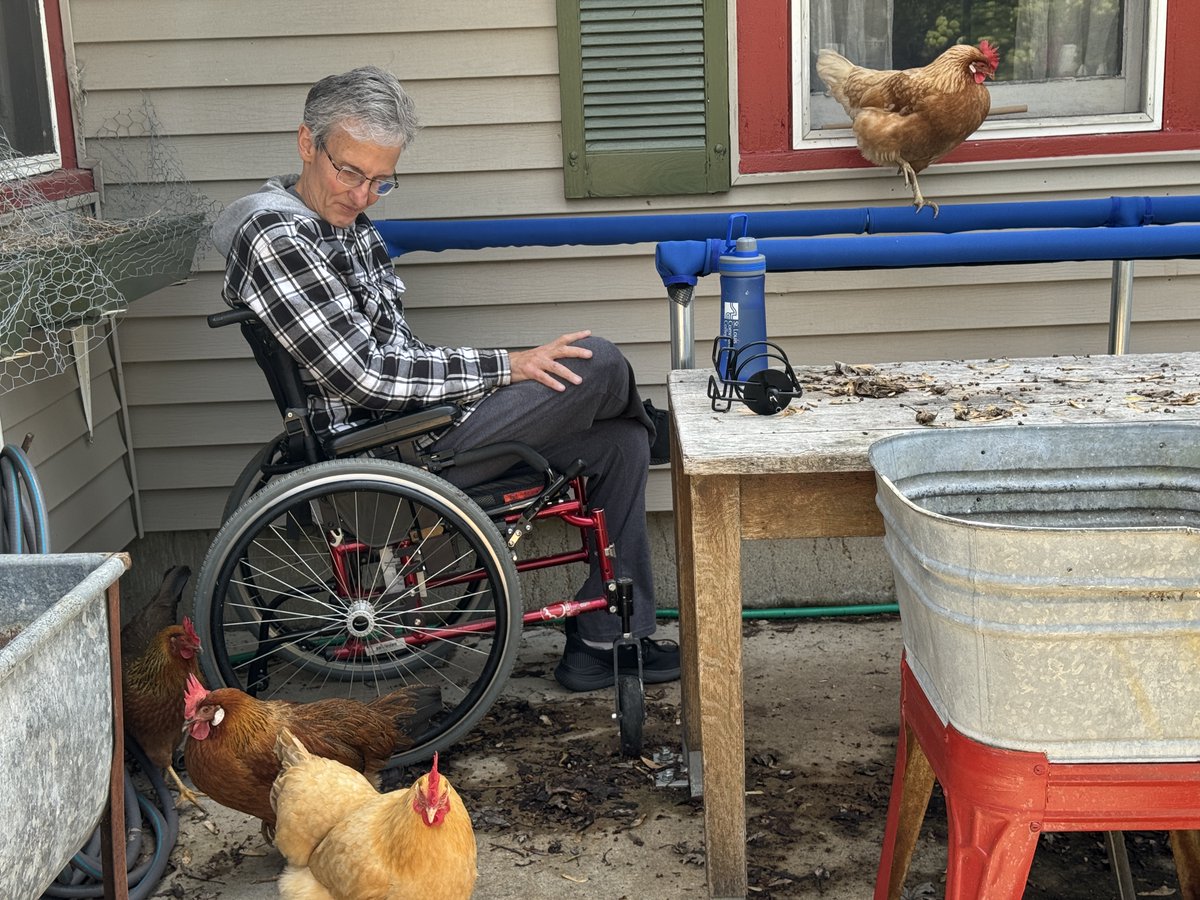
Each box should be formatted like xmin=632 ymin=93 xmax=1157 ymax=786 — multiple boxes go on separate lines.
xmin=146 ymin=617 xmax=1183 ymax=899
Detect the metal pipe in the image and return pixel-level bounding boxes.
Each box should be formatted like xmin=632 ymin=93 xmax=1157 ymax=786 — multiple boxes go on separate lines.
xmin=667 ymin=284 xmax=696 ymax=370
xmin=1108 ymin=260 xmax=1134 ymax=355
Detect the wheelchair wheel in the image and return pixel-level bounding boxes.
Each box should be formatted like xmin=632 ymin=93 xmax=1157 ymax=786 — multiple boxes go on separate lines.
xmin=193 ymin=458 xmax=522 ymax=767
xmin=222 ymin=432 xmax=290 ymax=523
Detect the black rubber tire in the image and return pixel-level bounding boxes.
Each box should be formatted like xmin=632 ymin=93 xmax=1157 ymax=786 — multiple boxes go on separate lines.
xmin=193 ymin=458 xmax=522 ymax=767
xmin=221 ymin=433 xmax=291 ymax=523
xmin=617 ymin=672 xmax=645 ymax=758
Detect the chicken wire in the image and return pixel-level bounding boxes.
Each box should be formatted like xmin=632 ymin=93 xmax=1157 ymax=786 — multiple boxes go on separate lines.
xmin=1 ymin=101 xmax=213 ymax=393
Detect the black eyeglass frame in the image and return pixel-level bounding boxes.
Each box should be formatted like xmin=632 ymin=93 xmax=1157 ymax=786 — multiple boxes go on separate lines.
xmin=322 ymin=147 xmax=398 ymax=196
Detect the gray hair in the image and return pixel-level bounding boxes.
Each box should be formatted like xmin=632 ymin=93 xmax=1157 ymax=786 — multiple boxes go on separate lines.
xmin=303 ymin=66 xmax=419 ymax=150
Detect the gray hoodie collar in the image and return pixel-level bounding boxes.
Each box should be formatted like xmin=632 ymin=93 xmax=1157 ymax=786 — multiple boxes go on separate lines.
xmin=210 ymin=174 xmax=319 ymax=257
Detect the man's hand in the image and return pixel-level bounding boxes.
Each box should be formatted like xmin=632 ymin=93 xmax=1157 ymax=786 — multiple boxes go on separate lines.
xmin=508 ymin=330 xmax=593 ymax=391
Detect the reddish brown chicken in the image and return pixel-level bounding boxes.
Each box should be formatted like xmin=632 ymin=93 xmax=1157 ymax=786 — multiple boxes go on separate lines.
xmin=817 ymin=40 xmax=999 ymax=215
xmin=182 ymin=675 xmax=438 ymax=835
xmin=272 ymin=728 xmax=477 ymax=900
xmin=122 ymin=616 xmax=206 ymax=808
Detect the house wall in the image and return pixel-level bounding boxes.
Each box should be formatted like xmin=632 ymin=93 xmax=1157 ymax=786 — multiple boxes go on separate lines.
xmin=62 ymin=0 xmax=1200 ymax=601
xmin=0 ymin=332 xmax=138 ymax=553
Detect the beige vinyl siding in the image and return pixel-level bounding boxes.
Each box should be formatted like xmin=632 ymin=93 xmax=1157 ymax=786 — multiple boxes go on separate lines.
xmin=66 ymin=0 xmax=1200 ymax=539
xmin=0 ymin=338 xmax=136 ymax=551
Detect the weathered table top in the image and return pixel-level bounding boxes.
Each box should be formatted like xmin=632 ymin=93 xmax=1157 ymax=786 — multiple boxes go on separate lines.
xmin=670 ymin=351 xmax=1200 ymax=476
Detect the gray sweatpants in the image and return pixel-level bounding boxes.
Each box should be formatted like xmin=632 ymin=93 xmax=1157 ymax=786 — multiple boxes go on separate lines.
xmin=428 ymin=336 xmax=657 ymax=643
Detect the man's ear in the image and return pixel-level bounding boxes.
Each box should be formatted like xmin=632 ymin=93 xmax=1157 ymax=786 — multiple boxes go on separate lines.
xmin=297 ymin=124 xmax=316 ymax=164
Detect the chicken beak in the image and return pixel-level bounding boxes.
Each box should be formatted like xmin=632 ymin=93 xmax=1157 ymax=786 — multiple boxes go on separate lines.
xmin=425 ymin=808 xmax=437 ymax=825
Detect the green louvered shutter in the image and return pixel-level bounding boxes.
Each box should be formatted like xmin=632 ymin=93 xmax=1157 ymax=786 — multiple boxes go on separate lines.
xmin=556 ymin=0 xmax=730 ymax=198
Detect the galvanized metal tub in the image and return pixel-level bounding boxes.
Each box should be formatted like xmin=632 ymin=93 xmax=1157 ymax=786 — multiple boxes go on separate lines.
xmin=0 ymin=553 xmax=128 ymax=898
xmin=868 ymin=422 xmax=1200 ymax=763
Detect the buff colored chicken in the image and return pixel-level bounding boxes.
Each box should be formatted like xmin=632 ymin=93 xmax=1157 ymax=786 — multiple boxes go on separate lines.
xmin=817 ymin=40 xmax=999 ymax=215
xmin=271 ymin=727 xmax=477 ymax=900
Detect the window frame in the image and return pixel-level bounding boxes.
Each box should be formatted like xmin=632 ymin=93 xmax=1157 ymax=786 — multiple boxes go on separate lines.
xmin=0 ymin=0 xmax=93 ymax=206
xmin=794 ymin=0 xmax=1165 ymax=147
xmin=736 ymin=1 xmax=1200 ymax=177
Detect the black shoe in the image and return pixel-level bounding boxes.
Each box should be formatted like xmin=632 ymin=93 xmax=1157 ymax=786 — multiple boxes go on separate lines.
xmin=553 ymin=632 xmax=681 ymax=692
xmin=644 ymin=399 xmax=671 ymax=466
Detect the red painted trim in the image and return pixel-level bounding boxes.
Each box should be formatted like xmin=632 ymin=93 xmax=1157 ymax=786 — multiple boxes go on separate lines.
xmin=0 ymin=168 xmax=95 ymax=211
xmin=737 ymin=2 xmax=1200 ymax=175
xmin=41 ymin=0 xmax=78 ymax=170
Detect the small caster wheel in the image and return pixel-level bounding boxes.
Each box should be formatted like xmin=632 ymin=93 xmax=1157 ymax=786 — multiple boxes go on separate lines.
xmin=617 ymin=672 xmax=645 ymax=757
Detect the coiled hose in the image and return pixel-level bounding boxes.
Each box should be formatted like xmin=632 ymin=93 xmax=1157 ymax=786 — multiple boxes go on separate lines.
xmin=0 ymin=442 xmax=50 ymax=554
xmin=0 ymin=439 xmax=180 ymax=896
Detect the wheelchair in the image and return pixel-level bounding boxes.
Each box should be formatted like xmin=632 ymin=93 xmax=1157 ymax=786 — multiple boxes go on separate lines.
xmin=191 ymin=306 xmax=647 ymax=768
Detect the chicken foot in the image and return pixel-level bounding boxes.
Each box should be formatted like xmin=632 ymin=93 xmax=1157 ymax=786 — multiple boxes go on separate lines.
xmin=166 ymin=764 xmax=209 ymax=812
xmin=898 ymin=161 xmax=939 ymax=217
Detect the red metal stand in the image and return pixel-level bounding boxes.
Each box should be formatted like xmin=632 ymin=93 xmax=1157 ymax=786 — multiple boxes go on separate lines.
xmin=875 ymin=655 xmax=1200 ymax=899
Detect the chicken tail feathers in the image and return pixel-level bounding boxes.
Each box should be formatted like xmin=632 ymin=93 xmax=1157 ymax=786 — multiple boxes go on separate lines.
xmin=815 ymin=48 xmax=857 ymax=109
xmin=368 ymin=684 xmax=442 ymax=742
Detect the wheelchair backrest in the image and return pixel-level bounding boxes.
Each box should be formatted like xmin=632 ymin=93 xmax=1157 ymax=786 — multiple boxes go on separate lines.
xmin=207 ymin=305 xmax=327 ymax=465
xmin=238 ymin=316 xmax=310 ymax=422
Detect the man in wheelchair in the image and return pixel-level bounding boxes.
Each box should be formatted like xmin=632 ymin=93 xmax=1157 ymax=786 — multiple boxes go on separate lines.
xmin=209 ymin=66 xmax=679 ymax=693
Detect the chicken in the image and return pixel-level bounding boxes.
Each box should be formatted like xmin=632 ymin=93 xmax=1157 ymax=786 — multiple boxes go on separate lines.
xmin=120 ymin=564 xmax=192 ymax=661
xmin=182 ymin=674 xmax=440 ymax=836
xmin=122 ymin=615 xmax=206 ymax=808
xmin=816 ymin=40 xmax=999 ymax=215
xmin=272 ymin=727 xmax=477 ymax=900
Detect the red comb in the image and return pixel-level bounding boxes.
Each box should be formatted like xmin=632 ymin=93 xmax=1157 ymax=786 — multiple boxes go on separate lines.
xmin=183 ymin=673 xmax=206 ymax=717
xmin=427 ymin=752 xmax=441 ymax=799
xmin=182 ymin=616 xmax=199 ymax=644
xmin=979 ymin=39 xmax=999 ymax=69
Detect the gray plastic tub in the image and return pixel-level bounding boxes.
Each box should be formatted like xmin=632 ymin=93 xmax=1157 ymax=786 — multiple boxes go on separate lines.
xmin=869 ymin=422 xmax=1200 ymax=763
xmin=0 ymin=553 xmax=128 ymax=898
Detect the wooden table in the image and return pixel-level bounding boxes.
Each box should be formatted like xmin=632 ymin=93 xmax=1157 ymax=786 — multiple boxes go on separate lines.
xmin=668 ymin=351 xmax=1200 ymax=899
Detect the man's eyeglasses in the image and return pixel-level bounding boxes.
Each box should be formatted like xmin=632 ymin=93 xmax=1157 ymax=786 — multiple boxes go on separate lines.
xmin=322 ymin=148 xmax=398 ymax=196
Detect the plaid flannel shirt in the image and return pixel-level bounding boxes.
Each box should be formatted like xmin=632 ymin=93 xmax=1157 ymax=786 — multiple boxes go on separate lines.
xmin=222 ymin=209 xmax=510 ymax=444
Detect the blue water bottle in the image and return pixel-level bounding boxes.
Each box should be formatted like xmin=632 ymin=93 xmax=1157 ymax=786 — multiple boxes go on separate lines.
xmin=718 ymin=230 xmax=767 ymax=382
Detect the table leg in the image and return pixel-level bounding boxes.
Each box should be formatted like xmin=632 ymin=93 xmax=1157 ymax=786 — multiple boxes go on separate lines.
xmin=670 ymin=424 xmax=703 ymax=794
xmin=1169 ymin=830 xmax=1200 ymax=898
xmin=686 ymin=473 xmax=747 ymax=899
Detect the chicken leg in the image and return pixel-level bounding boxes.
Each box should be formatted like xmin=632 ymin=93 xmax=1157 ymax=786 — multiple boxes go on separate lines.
xmin=899 ymin=161 xmax=939 ymax=217
xmin=166 ymin=764 xmax=209 ymax=812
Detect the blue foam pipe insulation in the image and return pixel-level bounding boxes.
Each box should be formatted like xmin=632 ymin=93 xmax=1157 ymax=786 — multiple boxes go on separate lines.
xmin=375 ymin=194 xmax=1200 ymax=259
xmin=655 ymin=222 xmax=1200 ymax=285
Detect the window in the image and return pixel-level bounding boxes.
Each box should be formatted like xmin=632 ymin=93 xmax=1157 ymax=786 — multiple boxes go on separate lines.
xmin=794 ymin=0 xmax=1164 ymax=148
xmin=556 ymin=0 xmax=731 ymax=198
xmin=1 ymin=0 xmax=63 ymax=177
xmin=737 ymin=1 xmax=1198 ymax=176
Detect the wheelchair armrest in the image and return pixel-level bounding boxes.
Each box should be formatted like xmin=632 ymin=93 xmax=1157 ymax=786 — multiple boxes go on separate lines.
xmin=434 ymin=441 xmax=552 ymax=482
xmin=325 ymin=405 xmax=459 ymax=457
